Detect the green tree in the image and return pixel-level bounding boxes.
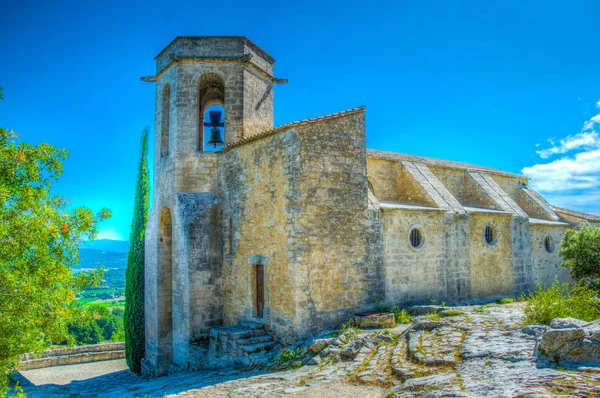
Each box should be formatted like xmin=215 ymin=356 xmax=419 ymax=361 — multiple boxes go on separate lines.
xmin=0 ymin=127 xmax=110 ymax=395
xmin=124 ymin=127 xmax=150 ymax=374
xmin=67 ymin=307 xmax=104 ymax=345
xmin=559 ymin=225 xmax=600 ymax=289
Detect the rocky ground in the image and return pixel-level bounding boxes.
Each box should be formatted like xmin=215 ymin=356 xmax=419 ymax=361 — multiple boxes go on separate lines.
xmin=17 ymin=302 xmax=600 ymax=397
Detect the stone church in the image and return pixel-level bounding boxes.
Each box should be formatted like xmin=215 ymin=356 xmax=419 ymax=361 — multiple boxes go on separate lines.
xmin=141 ymin=36 xmax=600 ymax=375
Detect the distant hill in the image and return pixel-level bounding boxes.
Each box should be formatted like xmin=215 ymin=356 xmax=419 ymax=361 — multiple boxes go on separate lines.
xmin=79 ymin=239 xmax=130 ymax=253
xmin=76 ymin=248 xmax=128 ymax=271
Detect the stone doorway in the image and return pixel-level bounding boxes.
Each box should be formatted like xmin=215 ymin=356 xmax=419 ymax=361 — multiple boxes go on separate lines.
xmin=255 ymin=264 xmax=265 ymax=318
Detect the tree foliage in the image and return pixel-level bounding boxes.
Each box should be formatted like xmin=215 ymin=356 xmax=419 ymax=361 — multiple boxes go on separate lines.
xmin=559 ymin=225 xmax=600 ymax=289
xmin=0 ymin=127 xmax=110 ymax=395
xmin=66 ymin=306 xmax=124 ymax=345
xmin=124 ymin=127 xmax=150 ymax=374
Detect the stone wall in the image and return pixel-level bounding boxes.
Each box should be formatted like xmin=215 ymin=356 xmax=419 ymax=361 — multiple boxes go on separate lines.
xmin=221 ymin=109 xmax=376 ymax=340
xmin=220 ymin=129 xmax=297 ymax=338
xmin=469 ymin=213 xmax=515 ymax=299
xmin=291 ymin=112 xmax=381 ymax=336
xmin=243 ymin=68 xmax=274 ymax=139
xmin=382 ymin=209 xmax=447 ymax=304
xmin=19 ymin=343 xmax=124 ymax=370
xmin=443 ymin=215 xmax=471 ymax=301
xmin=530 ymin=225 xmax=571 ymax=288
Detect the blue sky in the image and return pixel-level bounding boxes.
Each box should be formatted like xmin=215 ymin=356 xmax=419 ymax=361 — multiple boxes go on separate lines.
xmin=1 ymin=0 xmax=599 ymax=240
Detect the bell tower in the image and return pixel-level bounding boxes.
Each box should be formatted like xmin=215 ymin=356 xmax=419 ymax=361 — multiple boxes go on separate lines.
xmin=144 ymin=36 xmax=286 ymax=156
xmin=142 ymin=37 xmax=286 ymax=376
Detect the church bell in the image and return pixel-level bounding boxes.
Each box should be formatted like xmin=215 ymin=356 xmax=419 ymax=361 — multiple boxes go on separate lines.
xmin=205 ymin=110 xmax=225 ymax=148
xmin=207 ymin=127 xmax=224 ymax=148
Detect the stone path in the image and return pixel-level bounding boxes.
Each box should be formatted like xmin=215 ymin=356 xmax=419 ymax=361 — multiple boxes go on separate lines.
xmin=17 ymin=303 xmax=600 ymax=397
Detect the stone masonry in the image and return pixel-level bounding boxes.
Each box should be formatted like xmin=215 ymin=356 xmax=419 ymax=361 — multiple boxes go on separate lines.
xmin=141 ymin=36 xmax=600 ymax=375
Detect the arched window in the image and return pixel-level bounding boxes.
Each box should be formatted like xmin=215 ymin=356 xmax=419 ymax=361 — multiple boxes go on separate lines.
xmin=197 ymin=73 xmax=225 ymax=151
xmin=161 ymin=84 xmax=170 ymax=157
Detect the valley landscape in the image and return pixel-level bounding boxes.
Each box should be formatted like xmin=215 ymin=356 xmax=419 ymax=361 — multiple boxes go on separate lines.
xmin=74 ymin=240 xmax=130 ymax=310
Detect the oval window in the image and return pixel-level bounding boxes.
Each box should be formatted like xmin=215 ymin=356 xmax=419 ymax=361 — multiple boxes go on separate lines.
xmin=544 ymin=236 xmax=554 ymax=253
xmin=409 ymin=227 xmax=424 ymax=250
xmin=484 ymin=224 xmax=497 ymax=246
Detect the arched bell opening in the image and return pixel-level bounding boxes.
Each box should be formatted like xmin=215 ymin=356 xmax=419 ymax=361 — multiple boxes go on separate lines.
xmin=203 ymin=104 xmax=225 ymax=152
xmin=197 ymin=73 xmax=225 ymax=151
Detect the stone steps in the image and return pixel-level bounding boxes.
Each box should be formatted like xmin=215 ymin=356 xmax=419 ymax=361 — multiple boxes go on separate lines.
xmin=241 ymin=341 xmax=276 ymax=354
xmin=207 ymin=320 xmax=278 ymax=369
xmin=237 ymin=334 xmax=274 ymax=345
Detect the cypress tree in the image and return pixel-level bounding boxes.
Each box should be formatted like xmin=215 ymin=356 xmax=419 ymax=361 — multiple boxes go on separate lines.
xmin=124 ymin=127 xmax=150 ymax=374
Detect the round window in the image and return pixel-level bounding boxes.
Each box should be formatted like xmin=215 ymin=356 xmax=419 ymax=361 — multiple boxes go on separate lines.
xmin=409 ymin=227 xmax=424 ymax=250
xmin=544 ymin=236 xmax=554 ymax=253
xmin=484 ymin=224 xmax=497 ymax=246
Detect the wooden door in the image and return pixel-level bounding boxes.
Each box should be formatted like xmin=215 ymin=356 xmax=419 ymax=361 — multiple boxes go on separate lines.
xmin=256 ymin=264 xmax=264 ymax=317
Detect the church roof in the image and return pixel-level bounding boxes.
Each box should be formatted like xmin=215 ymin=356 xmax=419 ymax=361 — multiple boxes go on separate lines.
xmin=367 ymin=149 xmax=525 ymax=179
xmin=552 ymin=206 xmax=600 ymax=222
xmin=222 ymin=106 xmax=366 ymax=151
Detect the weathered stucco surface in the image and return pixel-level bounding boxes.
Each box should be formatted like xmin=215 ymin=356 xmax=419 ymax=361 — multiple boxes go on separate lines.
xmin=469 ymin=213 xmax=514 ymax=299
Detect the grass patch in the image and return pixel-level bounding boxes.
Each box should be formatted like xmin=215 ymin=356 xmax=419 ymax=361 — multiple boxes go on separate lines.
xmin=522 ymin=281 xmax=600 ymax=325
xmin=439 ymin=310 xmax=465 ymax=318
xmin=426 ymin=312 xmax=441 ymax=321
xmin=496 ymin=297 xmax=515 ymax=304
xmin=337 ymin=319 xmax=360 ymax=336
xmin=475 ymin=304 xmax=492 ymax=313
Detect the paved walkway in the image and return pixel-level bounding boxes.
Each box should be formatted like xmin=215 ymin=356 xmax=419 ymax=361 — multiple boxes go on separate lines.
xmin=16 ymin=359 xmax=141 ymax=397
xmin=20 ymin=359 xmax=131 ymax=386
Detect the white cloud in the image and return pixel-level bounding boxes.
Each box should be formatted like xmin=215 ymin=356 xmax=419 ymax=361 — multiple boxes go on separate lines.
xmin=535 ymin=131 xmax=599 ymax=159
xmin=522 ymin=100 xmax=600 ymax=215
xmin=523 ymin=149 xmax=600 ymax=191
xmin=596 ymin=100 xmax=600 ymax=108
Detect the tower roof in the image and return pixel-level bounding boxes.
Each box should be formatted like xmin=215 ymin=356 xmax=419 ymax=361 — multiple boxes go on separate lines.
xmin=154 ymin=36 xmax=275 ymax=64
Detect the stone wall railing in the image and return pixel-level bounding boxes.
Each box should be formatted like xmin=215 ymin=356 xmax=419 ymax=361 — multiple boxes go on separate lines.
xmin=18 ymin=342 xmax=125 ymax=370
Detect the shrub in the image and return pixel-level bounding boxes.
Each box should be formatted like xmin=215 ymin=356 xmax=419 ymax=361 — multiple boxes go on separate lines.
xmin=374 ymin=300 xmax=413 ymax=324
xmin=523 ymin=281 xmax=600 ymax=325
xmin=394 ymin=308 xmax=413 ymax=324
xmin=559 ymin=226 xmax=600 ymax=289
xmin=277 ymin=348 xmax=299 ymax=363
